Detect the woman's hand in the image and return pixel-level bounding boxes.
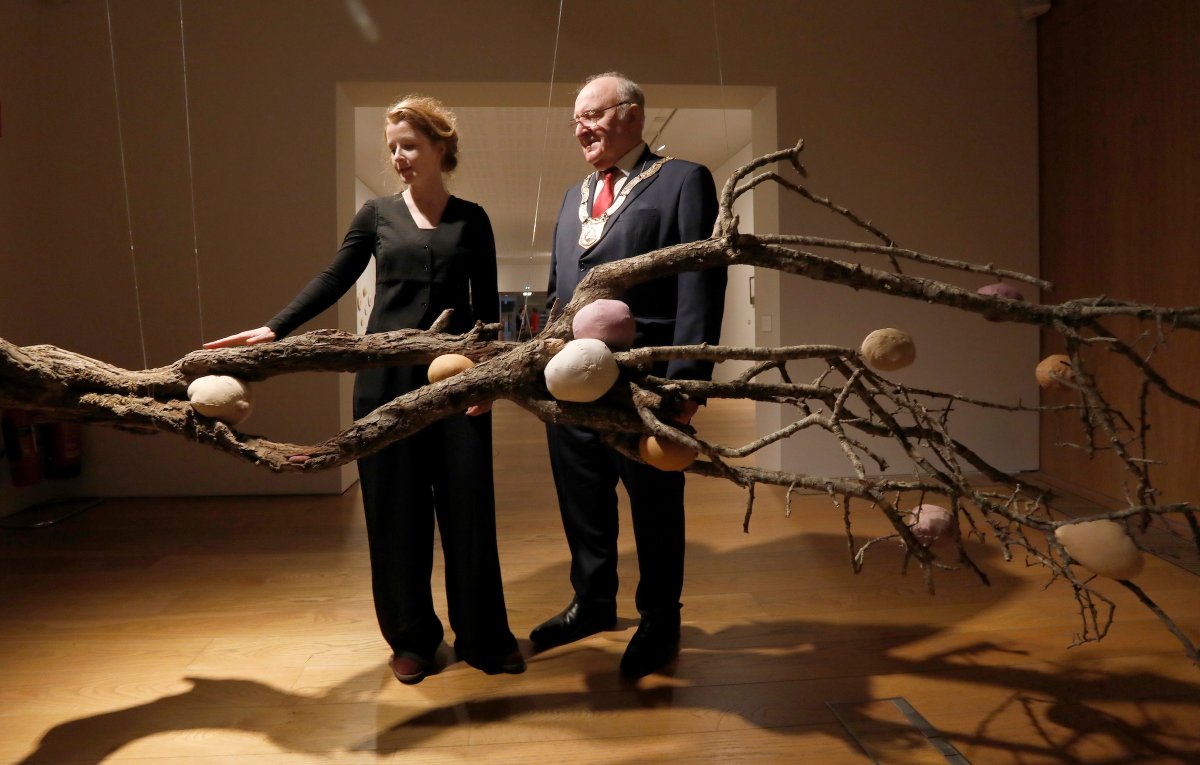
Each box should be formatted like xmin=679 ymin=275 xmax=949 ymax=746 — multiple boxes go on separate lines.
xmin=203 ymin=326 xmax=276 ymax=348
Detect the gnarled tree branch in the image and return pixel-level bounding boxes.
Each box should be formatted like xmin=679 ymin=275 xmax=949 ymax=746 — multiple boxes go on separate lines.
xmin=4 ymin=141 xmax=1198 ymax=666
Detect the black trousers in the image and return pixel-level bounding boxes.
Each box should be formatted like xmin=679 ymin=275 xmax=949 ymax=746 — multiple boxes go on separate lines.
xmin=545 ymin=423 xmax=685 ymax=616
xmin=355 ymin=367 xmax=516 ymax=667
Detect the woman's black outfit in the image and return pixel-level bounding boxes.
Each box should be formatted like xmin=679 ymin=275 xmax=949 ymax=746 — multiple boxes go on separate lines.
xmin=266 ymin=195 xmax=517 ymax=671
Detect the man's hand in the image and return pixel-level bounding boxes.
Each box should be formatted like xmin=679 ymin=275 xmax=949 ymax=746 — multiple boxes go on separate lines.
xmin=467 ymin=402 xmax=493 ymax=417
xmin=675 ymin=399 xmax=701 ymax=425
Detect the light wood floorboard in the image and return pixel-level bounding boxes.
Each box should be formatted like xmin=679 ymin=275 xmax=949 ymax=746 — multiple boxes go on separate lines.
xmin=2 ymin=399 xmax=1199 ymax=764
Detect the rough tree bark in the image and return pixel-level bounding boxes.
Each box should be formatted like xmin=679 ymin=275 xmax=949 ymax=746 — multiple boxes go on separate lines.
xmin=2 ymin=141 xmax=1197 ymax=665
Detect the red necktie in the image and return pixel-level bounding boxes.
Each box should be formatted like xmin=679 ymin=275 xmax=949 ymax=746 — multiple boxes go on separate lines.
xmin=592 ymin=168 xmax=616 ymax=217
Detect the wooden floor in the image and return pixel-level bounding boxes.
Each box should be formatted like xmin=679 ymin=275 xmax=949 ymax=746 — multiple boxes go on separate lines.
xmin=2 ymin=399 xmax=1199 ymax=764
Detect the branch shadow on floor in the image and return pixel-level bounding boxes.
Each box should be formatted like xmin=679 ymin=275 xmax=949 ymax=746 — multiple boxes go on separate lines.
xmin=13 ymin=531 xmax=1200 ymax=764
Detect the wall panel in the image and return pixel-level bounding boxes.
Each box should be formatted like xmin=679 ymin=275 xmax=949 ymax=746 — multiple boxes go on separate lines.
xmin=1038 ymin=0 xmax=1200 ymax=504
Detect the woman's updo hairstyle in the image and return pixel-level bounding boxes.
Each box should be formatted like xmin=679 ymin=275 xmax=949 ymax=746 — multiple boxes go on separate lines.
xmin=384 ymin=95 xmax=460 ymax=172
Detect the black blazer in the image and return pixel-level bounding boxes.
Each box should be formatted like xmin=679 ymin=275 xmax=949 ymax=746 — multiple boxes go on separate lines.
xmin=268 ymin=195 xmax=498 ymax=339
xmin=547 ymin=147 xmax=726 ymax=381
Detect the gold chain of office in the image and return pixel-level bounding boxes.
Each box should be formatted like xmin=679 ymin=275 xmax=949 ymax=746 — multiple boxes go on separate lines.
xmin=576 ymin=157 xmax=673 ymax=247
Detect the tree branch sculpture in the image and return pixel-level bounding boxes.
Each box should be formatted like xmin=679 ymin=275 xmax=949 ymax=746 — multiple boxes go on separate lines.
xmin=3 ymin=140 xmax=1197 ymax=666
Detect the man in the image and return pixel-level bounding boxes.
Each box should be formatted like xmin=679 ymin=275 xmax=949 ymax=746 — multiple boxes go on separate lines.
xmin=533 ymin=72 xmax=727 ymax=678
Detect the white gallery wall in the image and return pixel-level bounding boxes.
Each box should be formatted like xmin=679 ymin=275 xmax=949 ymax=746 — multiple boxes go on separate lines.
xmin=0 ymin=1 xmax=1038 ymax=514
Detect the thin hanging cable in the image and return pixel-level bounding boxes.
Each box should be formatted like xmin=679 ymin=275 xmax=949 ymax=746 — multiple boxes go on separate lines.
xmin=178 ymin=0 xmax=205 ymax=342
xmin=106 ymin=0 xmax=149 ymax=369
xmin=530 ymin=0 xmax=565 ymax=248
xmin=647 ymin=108 xmax=678 ymax=152
xmin=711 ymin=0 xmax=731 ymax=160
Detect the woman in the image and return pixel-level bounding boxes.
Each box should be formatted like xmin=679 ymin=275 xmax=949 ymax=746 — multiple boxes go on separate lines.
xmin=205 ymin=96 xmax=522 ymax=684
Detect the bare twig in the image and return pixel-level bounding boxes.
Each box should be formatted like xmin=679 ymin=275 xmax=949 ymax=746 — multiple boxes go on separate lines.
xmin=4 ymin=140 xmax=1198 ymax=665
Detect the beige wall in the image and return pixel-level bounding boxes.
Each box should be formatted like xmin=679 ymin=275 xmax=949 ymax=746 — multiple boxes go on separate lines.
xmin=711 ymin=142 xmax=757 ymax=384
xmin=0 ymin=1 xmax=1038 ymax=511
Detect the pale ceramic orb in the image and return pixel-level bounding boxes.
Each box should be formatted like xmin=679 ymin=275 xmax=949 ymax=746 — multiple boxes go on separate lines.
xmin=860 ymin=328 xmax=916 ymax=371
xmin=1054 ymin=519 xmax=1145 ymax=579
xmin=187 ymin=375 xmax=254 ymax=425
xmin=638 ymin=434 xmax=698 ymax=471
xmin=573 ymin=299 xmax=636 ymax=349
xmin=427 ymin=353 xmax=475 ymax=383
xmin=908 ymin=504 xmax=953 ymax=545
xmin=544 ymin=338 xmax=619 ymax=402
xmin=1036 ymin=354 xmax=1075 ymax=390
xmin=977 ymin=282 xmax=1026 ymax=322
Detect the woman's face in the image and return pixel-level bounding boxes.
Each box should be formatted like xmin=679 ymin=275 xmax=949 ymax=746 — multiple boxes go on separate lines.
xmin=385 ymin=119 xmax=445 ymax=187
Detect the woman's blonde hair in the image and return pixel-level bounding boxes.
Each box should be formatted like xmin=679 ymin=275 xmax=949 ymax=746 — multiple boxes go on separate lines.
xmin=384 ymin=95 xmax=460 ymax=172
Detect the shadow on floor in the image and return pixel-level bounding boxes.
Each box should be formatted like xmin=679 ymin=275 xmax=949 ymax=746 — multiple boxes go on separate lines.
xmin=13 ymin=531 xmax=1200 ymax=764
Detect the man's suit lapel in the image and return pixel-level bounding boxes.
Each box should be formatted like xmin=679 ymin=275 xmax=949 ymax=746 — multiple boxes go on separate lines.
xmin=616 ymin=145 xmax=663 ymax=209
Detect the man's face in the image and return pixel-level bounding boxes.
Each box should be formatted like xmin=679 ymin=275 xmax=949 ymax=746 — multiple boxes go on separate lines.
xmin=573 ymin=77 xmax=643 ymax=169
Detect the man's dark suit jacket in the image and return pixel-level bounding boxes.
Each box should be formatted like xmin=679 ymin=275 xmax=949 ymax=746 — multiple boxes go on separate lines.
xmin=547 ymin=147 xmax=727 ymax=380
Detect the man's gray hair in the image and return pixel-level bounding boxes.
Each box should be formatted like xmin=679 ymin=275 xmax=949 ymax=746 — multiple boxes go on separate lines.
xmin=581 ymin=71 xmax=645 ymax=109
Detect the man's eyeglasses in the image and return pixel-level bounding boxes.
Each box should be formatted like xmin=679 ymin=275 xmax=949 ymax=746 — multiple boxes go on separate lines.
xmin=569 ymin=101 xmax=631 ymax=130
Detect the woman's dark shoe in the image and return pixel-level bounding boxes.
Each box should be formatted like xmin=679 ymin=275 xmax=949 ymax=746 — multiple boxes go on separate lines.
xmin=497 ymin=649 xmax=527 ymax=674
xmin=388 ymin=653 xmax=433 ymax=685
xmin=470 ymin=648 xmax=526 ymax=675
xmin=529 ymin=597 xmax=617 ymax=650
xmin=500 ymin=649 xmax=527 ymax=674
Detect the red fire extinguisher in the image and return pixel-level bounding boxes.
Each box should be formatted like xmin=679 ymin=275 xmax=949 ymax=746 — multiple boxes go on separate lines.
xmin=2 ymin=409 xmax=43 ymax=487
xmin=36 ymin=420 xmax=84 ymax=480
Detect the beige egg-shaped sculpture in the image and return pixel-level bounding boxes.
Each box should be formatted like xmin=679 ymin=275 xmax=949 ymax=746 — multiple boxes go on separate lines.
xmin=638 ymin=434 xmax=698 ymax=472
xmin=908 ymin=503 xmax=953 ymax=545
xmin=187 ymin=375 xmax=254 ymax=425
xmin=1054 ymin=519 xmax=1145 ymax=579
xmin=543 ymin=338 xmax=619 ymax=402
xmin=427 ymin=353 xmax=475 ymax=383
xmin=573 ymin=299 xmax=636 ymax=349
xmin=860 ymin=328 xmax=916 ymax=371
xmin=1036 ymin=354 xmax=1075 ymax=390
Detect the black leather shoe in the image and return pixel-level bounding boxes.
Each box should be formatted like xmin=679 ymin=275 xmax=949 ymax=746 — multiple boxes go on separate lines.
xmin=619 ymin=613 xmax=681 ymax=678
xmin=530 ymin=598 xmax=617 ymax=649
xmin=470 ymin=648 xmax=526 ymax=675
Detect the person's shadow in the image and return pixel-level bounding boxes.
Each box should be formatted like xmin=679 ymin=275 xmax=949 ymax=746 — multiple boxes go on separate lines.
xmin=13 ymin=531 xmax=1200 ymax=764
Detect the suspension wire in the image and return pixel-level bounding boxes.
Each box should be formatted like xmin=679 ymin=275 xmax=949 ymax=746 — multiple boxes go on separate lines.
xmin=711 ymin=0 xmax=731 ymax=160
xmin=530 ymin=0 xmax=566 ymax=248
xmin=647 ymin=108 xmax=678 ymax=152
xmin=105 ymin=0 xmax=149 ymax=369
xmin=178 ymin=0 xmax=205 ymax=343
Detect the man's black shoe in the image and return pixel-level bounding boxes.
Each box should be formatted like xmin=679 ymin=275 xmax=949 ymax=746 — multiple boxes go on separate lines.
xmin=530 ymin=598 xmax=617 ymax=650
xmin=619 ymin=613 xmax=681 ymax=678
